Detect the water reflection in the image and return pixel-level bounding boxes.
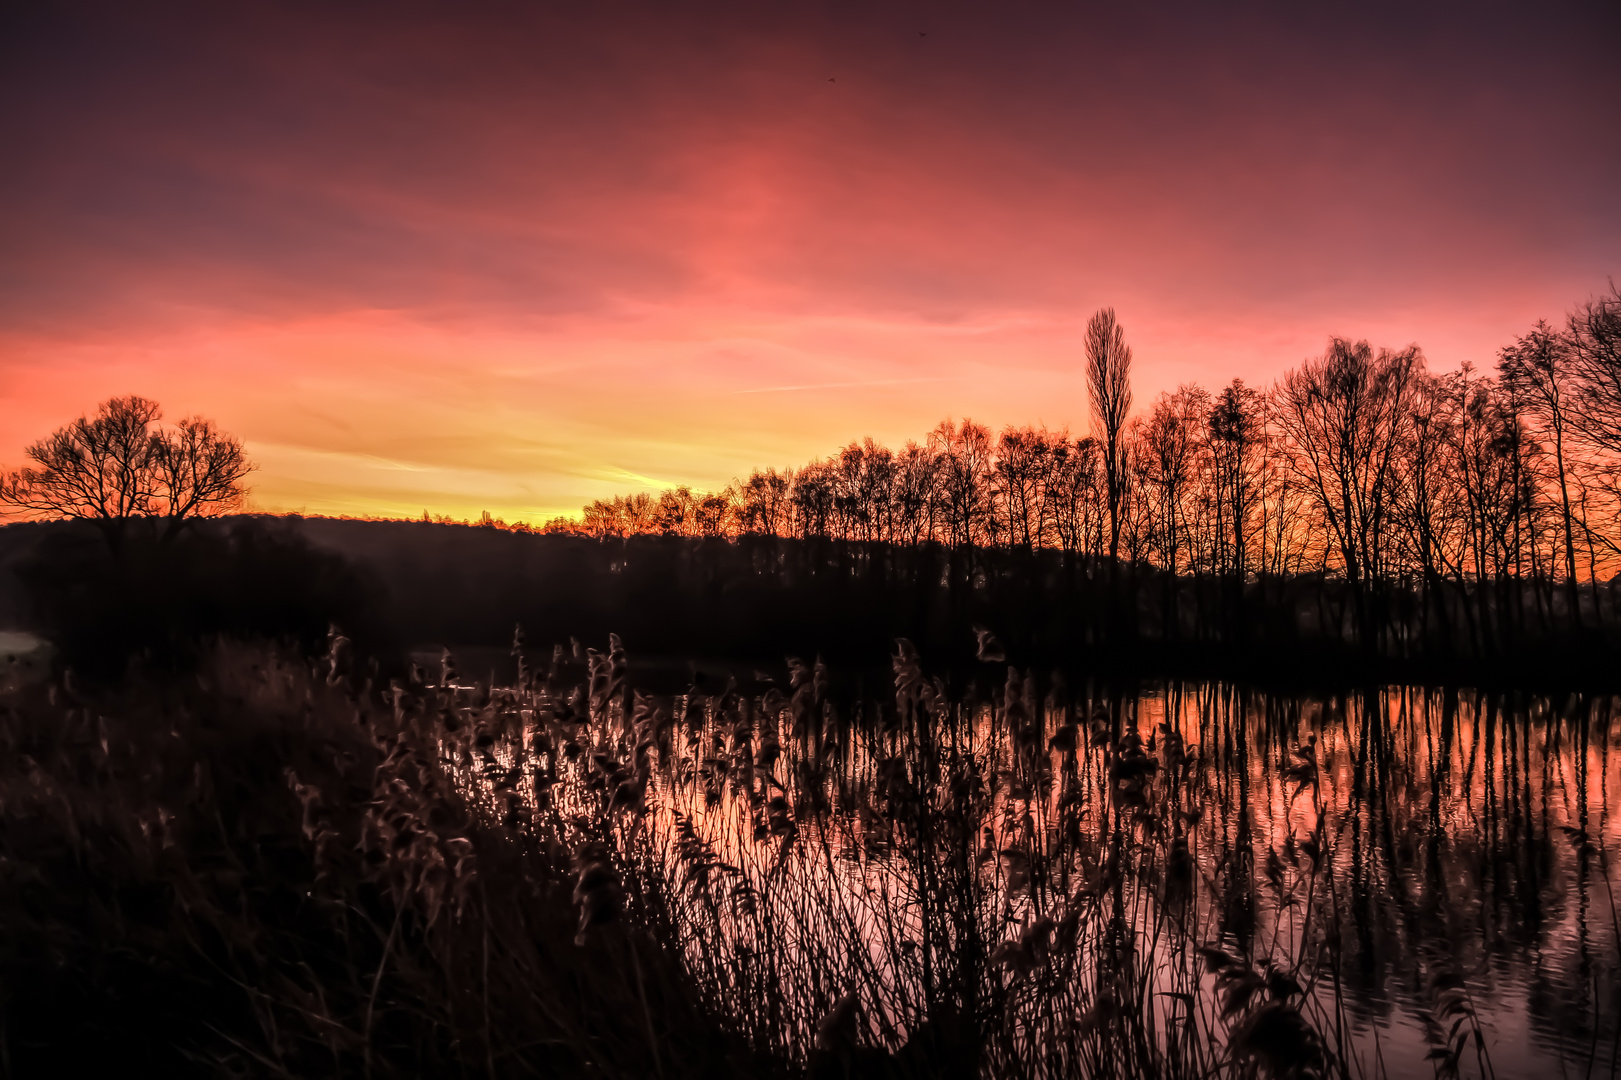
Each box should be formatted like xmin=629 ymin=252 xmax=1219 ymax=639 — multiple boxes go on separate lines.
xmin=1166 ymin=684 xmax=1616 ymax=1078
xmin=461 ymin=654 xmax=1618 ymax=1078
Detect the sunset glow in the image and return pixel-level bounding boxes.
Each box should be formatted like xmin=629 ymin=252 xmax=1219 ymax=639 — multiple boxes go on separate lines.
xmin=3 ymin=2 xmax=1616 ymax=522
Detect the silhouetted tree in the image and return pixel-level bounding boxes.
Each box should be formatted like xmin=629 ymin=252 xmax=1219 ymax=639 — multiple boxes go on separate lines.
xmin=1501 ymin=321 xmax=1585 ymax=627
xmin=1568 ymin=284 xmax=1621 ymax=453
xmin=1047 ymin=436 xmax=1104 ymax=558
xmin=1085 ymin=309 xmax=1134 ymax=564
xmin=1140 ymin=386 xmax=1207 ymax=581
xmin=791 ymin=462 xmax=836 ymax=540
xmin=1207 ymin=380 xmax=1263 ymax=582
xmin=931 ymin=419 xmax=994 ymax=549
xmin=739 ymin=469 xmax=792 ymax=536
xmin=995 ymin=427 xmax=1057 ymax=551
xmin=554 ymin=284 xmax=1621 ymax=666
xmin=1391 ymin=369 xmax=1465 ymax=650
xmin=0 ymin=395 xmax=253 ymax=550
xmin=1276 ymin=340 xmax=1420 ymax=647
xmin=892 ymin=442 xmax=940 ymax=547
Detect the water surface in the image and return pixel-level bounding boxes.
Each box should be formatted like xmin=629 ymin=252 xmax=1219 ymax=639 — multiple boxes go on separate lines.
xmin=472 ymin=665 xmax=1620 ymax=1077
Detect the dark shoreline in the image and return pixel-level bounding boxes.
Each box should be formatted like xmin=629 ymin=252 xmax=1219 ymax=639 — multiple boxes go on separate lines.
xmin=3 ymin=515 xmax=1618 ymax=692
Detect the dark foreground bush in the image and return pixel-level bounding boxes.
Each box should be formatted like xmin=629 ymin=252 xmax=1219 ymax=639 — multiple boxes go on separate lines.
xmin=0 ymin=647 xmax=764 ymax=1078
xmin=11 ymin=519 xmax=399 ymax=682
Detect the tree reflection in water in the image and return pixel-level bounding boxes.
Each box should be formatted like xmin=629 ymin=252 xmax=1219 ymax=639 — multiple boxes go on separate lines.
xmin=456 ymin=637 xmax=1618 ymax=1078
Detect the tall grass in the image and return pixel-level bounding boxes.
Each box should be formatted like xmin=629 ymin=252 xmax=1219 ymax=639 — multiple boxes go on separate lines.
xmin=0 ymin=644 xmax=766 ymax=1077
xmin=4 ymin=633 xmax=1614 ymax=1077
xmin=454 ymin=634 xmax=1351 ymax=1079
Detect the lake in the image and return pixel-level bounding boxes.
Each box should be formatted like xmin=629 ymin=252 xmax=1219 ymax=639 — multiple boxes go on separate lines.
xmin=456 ymin=651 xmax=1619 ymax=1077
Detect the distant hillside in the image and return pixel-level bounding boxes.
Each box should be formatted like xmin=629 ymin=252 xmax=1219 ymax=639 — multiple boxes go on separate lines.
xmin=4 ymin=515 xmax=1617 ymax=689
xmin=285 ymin=516 xmax=970 ymax=672
xmin=0 ymin=521 xmax=51 ymax=627
xmin=0 ymin=516 xmax=973 ymax=678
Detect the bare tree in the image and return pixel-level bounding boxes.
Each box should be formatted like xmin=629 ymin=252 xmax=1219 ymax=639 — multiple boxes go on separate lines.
xmin=994 ymin=427 xmax=1056 ymax=551
xmin=1391 ymin=370 xmax=1467 ymax=648
xmin=1275 ymin=339 xmax=1420 ymax=646
xmin=1046 ymin=436 xmax=1103 ymax=558
xmin=892 ymin=442 xmax=940 ymax=547
xmin=739 ymin=469 xmax=792 ymax=536
xmin=834 ymin=438 xmax=897 ymax=543
xmin=790 ymin=462 xmax=836 ymax=540
xmin=1207 ymin=380 xmax=1263 ymax=580
xmin=930 ymin=419 xmax=994 ymax=548
xmin=0 ymin=395 xmax=252 ymax=549
xmin=152 ymin=417 xmax=252 ymax=539
xmin=1554 ymin=285 xmax=1621 ymax=586
xmin=1567 ymin=284 xmax=1621 ymax=452
xmin=1085 ymin=308 xmax=1134 ymax=563
xmin=1500 ymin=321 xmax=1584 ymax=628
xmin=1140 ymin=386 xmax=1207 ymax=577
xmin=656 ymin=486 xmax=700 ymax=536
xmin=695 ymin=491 xmax=735 ymax=537
xmin=554 ymin=284 xmax=1621 ymax=657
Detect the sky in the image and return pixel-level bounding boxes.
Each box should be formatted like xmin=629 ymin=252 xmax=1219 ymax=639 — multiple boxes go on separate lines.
xmin=2 ymin=1 xmax=1618 ymax=522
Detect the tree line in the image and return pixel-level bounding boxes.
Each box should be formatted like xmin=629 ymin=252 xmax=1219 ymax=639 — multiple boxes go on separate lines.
xmin=567 ymin=290 xmax=1621 ymax=660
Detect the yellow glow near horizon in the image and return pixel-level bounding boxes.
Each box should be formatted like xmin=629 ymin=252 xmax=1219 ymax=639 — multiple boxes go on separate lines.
xmin=2 ymin=5 xmax=1614 ymax=522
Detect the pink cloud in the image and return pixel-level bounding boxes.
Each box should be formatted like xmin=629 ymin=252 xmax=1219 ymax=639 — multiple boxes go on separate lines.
xmin=1 ymin=2 xmax=1615 ymax=519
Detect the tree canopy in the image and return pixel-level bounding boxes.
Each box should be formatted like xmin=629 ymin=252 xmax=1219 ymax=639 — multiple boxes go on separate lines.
xmin=0 ymin=395 xmax=253 ymax=546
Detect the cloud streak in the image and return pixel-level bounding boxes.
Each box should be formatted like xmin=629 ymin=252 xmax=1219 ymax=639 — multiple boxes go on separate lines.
xmin=733 ymin=377 xmax=953 ymax=395
xmin=1 ymin=1 xmax=1616 ymax=520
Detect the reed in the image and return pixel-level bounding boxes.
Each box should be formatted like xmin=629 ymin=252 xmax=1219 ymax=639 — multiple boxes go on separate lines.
xmin=445 ymin=631 xmax=1355 ymax=1079
xmin=4 ymin=632 xmax=1614 ymax=1077
xmin=0 ymin=643 xmax=767 ymax=1077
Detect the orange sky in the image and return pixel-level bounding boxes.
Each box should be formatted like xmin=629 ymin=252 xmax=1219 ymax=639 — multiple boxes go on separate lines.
xmin=2 ymin=2 xmax=1617 ymax=522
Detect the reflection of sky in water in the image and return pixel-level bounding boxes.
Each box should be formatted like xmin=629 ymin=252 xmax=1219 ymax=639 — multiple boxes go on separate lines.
xmin=0 ymin=631 xmax=50 ymax=692
xmin=1165 ymin=686 xmax=1618 ymax=1077
xmin=473 ymin=677 xmax=1618 ymax=1076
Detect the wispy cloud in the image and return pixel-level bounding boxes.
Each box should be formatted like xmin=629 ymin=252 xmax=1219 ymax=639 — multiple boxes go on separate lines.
xmin=594 ymin=465 xmax=678 ymax=488
xmin=732 ymin=376 xmax=953 ymax=395
xmin=3 ymin=3 xmax=1614 ymax=520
